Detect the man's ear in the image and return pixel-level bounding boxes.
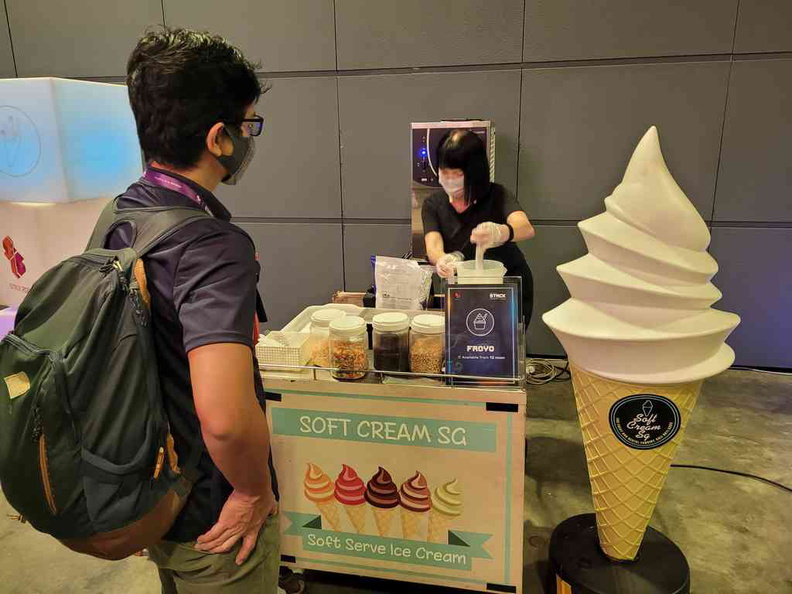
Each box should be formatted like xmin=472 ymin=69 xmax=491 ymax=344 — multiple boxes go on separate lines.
xmin=206 ymin=122 xmax=229 ymax=157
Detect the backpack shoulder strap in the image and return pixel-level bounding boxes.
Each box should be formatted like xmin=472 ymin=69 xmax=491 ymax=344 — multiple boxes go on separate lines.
xmin=86 ymin=197 xmax=211 ymax=257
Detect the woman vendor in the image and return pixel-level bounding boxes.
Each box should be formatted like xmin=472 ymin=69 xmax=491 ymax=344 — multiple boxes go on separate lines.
xmin=421 ymin=129 xmax=536 ymax=326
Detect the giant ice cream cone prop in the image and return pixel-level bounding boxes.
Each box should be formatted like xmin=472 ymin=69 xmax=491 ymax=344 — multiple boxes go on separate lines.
xmin=398 ymin=471 xmax=431 ymax=540
xmin=335 ymin=464 xmax=367 ymax=533
xmin=364 ymin=467 xmax=399 ymax=537
xmin=304 ymin=463 xmax=341 ymax=531
xmin=544 ymin=126 xmax=740 ymax=563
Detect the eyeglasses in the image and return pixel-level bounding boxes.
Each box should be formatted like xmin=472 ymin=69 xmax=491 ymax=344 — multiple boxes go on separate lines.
xmin=239 ymin=115 xmax=265 ymax=137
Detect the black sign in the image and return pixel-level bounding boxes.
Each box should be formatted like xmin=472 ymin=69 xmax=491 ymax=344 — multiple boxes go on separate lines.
xmin=608 ymin=394 xmax=681 ymax=450
xmin=446 ymin=284 xmax=518 ymax=381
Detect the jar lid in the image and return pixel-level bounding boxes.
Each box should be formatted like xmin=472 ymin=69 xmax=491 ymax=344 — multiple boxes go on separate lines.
xmin=372 ymin=312 xmax=409 ymax=333
xmin=311 ymin=308 xmax=346 ymax=327
xmin=330 ymin=316 xmax=367 ymax=337
xmin=411 ymin=314 xmax=445 ymax=335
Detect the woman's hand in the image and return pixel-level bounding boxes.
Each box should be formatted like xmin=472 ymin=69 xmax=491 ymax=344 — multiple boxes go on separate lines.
xmin=471 ymin=222 xmax=507 ymax=249
xmin=436 ymin=252 xmax=464 ymax=278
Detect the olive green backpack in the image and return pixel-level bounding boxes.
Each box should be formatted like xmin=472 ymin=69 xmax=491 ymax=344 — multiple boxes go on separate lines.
xmin=0 ymin=201 xmax=208 ymax=560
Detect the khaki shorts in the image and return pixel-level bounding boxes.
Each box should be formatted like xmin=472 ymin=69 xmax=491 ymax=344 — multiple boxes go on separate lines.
xmin=148 ymin=513 xmax=280 ymax=594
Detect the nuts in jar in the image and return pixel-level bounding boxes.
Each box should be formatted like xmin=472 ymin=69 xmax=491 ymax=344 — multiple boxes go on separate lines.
xmin=329 ymin=316 xmax=368 ymax=381
xmin=331 ymin=342 xmax=368 ymax=380
xmin=410 ymin=337 xmax=444 ymax=374
xmin=410 ymin=314 xmax=445 ymax=375
xmin=311 ymin=339 xmax=331 ymax=368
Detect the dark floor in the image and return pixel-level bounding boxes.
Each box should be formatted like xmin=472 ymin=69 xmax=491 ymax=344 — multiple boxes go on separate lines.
xmin=1 ymin=368 xmax=790 ymax=593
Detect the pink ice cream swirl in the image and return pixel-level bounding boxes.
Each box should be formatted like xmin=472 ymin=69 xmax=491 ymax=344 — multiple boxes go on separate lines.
xmin=334 ymin=464 xmax=366 ymax=506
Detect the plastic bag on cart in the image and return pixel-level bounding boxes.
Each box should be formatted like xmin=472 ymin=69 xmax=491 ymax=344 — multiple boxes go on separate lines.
xmin=375 ymin=256 xmax=432 ymax=310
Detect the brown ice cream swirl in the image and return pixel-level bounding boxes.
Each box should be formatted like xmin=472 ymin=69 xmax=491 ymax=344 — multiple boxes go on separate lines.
xmin=364 ymin=466 xmax=400 ymax=509
xmin=399 ymin=471 xmax=431 ymax=513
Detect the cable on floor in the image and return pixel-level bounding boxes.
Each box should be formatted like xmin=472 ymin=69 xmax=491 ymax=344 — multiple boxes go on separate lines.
xmin=670 ymin=464 xmax=792 ymax=494
xmin=730 ymin=366 xmax=792 ymax=377
xmin=526 ymin=359 xmax=570 ymax=385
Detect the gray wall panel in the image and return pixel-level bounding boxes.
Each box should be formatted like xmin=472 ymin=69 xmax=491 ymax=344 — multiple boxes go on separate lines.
xmin=0 ymin=4 xmax=13 ymax=78
xmin=520 ymin=225 xmax=586 ymax=356
xmin=523 ymin=0 xmax=738 ymax=61
xmin=238 ymin=222 xmax=343 ymax=330
xmin=339 ymin=70 xmax=521 ymax=219
xmin=7 ymin=0 xmax=162 ymax=77
xmin=217 ymin=77 xmax=341 ymax=218
xmin=519 ymin=62 xmax=729 ymax=222
xmin=714 ymin=59 xmax=792 ymax=222
xmin=734 ymin=0 xmax=792 ymax=53
xmin=343 ymin=223 xmax=412 ymax=290
xmin=710 ymin=228 xmax=792 ymax=368
xmin=164 ymin=0 xmax=336 ymax=72
xmin=336 ymin=0 xmax=523 ymax=69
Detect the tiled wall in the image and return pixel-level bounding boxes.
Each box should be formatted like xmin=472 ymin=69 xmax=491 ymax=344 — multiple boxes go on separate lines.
xmin=2 ymin=1 xmax=790 ymax=366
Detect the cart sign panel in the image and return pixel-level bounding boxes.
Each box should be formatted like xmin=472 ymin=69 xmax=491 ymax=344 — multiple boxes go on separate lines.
xmin=447 ymin=284 xmax=519 ymax=379
xmin=267 ymin=389 xmax=524 ymax=593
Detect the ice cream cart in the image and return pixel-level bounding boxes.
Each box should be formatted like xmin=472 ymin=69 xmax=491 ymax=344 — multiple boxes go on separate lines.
xmin=259 ymin=304 xmax=527 ymax=594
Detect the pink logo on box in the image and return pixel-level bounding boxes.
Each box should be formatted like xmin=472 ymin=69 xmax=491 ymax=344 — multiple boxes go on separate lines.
xmin=2 ymin=236 xmax=26 ymax=279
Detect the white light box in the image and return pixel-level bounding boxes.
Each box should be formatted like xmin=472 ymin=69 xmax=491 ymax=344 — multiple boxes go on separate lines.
xmin=0 ymin=77 xmax=142 ymax=203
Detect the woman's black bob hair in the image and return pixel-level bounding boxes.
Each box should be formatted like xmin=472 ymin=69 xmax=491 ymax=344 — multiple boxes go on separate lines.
xmin=435 ymin=129 xmax=491 ymax=205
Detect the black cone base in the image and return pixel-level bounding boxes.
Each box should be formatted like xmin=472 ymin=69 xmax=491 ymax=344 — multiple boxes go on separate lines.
xmin=548 ymin=514 xmax=690 ymax=594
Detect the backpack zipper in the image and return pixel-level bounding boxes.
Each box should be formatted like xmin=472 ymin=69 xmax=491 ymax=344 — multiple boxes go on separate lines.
xmin=113 ymin=260 xmax=149 ymax=327
xmin=31 ymin=406 xmax=57 ymax=515
xmin=38 ymin=433 xmax=58 ymax=515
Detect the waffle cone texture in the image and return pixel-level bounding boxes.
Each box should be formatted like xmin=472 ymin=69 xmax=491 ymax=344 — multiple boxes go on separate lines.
xmin=571 ymin=364 xmax=702 ymax=560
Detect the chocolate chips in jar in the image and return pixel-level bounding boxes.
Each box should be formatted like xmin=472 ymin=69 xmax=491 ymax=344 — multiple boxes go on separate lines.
xmin=372 ymin=312 xmax=410 ymax=373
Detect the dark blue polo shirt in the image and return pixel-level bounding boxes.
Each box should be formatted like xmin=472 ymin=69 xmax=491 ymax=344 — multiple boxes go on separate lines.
xmin=106 ymin=168 xmax=278 ymax=543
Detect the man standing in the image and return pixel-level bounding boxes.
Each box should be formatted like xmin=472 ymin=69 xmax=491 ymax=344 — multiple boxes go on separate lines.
xmin=113 ymin=29 xmax=279 ymax=592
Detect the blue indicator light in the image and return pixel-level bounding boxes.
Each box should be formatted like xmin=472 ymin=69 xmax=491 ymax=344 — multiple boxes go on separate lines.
xmin=420 ymin=148 xmax=427 ymax=157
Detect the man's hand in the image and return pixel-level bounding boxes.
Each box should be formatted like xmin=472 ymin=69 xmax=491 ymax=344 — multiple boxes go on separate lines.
xmin=195 ymin=489 xmax=277 ymax=565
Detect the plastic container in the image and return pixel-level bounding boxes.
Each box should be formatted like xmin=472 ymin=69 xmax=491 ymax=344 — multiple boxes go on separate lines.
xmin=372 ymin=312 xmax=410 ymax=373
xmin=329 ymin=316 xmax=369 ymax=380
xmin=255 ymin=332 xmax=311 ymax=368
xmin=456 ymin=259 xmax=506 ymax=285
xmin=310 ymin=308 xmax=346 ymax=367
xmin=410 ymin=314 xmax=445 ymax=374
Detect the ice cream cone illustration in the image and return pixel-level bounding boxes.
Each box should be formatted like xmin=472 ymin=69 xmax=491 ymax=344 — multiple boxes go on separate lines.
xmin=335 ymin=464 xmax=367 ymax=533
xmin=543 ymin=126 xmax=740 ymax=561
xmin=364 ymin=467 xmax=399 ymax=537
xmin=427 ymin=479 xmax=462 ymax=543
xmin=398 ymin=471 xmax=431 ymax=540
xmin=304 ymin=463 xmax=341 ymax=531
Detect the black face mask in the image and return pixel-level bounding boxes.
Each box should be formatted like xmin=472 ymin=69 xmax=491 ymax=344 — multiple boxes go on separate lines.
xmin=216 ymin=126 xmax=256 ymax=185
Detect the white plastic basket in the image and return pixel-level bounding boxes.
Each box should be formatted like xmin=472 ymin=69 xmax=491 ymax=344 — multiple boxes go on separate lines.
xmin=255 ymin=332 xmax=311 ymax=368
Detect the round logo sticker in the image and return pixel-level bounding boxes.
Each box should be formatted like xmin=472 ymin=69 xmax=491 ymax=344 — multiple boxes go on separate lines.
xmin=608 ymin=394 xmax=681 ymax=450
xmin=0 ymin=106 xmax=42 ymax=178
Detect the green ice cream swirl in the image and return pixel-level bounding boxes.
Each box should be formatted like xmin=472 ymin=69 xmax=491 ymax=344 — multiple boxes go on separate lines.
xmin=431 ymin=479 xmax=462 ymax=517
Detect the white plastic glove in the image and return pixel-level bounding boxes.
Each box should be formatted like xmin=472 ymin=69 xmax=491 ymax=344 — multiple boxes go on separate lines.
xmin=471 ymin=222 xmax=506 ymax=249
xmin=436 ymin=252 xmax=464 ymax=279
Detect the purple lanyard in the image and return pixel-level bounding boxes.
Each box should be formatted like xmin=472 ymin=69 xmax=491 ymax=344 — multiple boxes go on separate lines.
xmin=143 ymin=167 xmax=207 ymax=210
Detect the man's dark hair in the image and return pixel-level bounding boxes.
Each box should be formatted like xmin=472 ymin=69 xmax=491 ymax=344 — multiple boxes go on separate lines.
xmin=436 ymin=129 xmax=491 ymax=205
xmin=127 ymin=28 xmax=263 ymax=169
